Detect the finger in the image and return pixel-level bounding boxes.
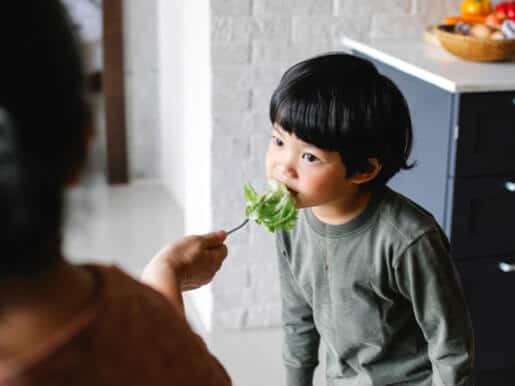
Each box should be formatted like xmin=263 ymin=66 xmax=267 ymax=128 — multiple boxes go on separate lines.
xmin=210 ymin=244 xmax=228 ymax=262
xmin=200 ymin=230 xmax=227 ymax=248
xmin=216 ymin=243 xmax=228 ymax=257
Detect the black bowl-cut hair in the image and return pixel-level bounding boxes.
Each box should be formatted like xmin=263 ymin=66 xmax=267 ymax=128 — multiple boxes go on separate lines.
xmin=0 ymin=1 xmax=90 ymax=277
xmin=270 ymin=53 xmax=415 ymax=188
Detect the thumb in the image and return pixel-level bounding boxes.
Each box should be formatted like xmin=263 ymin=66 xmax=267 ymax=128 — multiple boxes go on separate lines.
xmin=201 ymin=230 xmax=227 ymax=247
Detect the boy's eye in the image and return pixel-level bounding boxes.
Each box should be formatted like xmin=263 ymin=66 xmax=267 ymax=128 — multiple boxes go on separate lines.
xmin=272 ymin=136 xmax=283 ymax=147
xmin=302 ymin=153 xmax=319 ymax=163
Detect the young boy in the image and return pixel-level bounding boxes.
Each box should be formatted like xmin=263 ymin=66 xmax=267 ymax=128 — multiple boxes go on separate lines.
xmin=266 ymin=53 xmax=474 ymax=386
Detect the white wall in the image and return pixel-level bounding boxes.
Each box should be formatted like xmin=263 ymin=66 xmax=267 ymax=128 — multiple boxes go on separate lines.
xmin=158 ymin=0 xmax=186 ymax=207
xmin=183 ymin=0 xmax=214 ymax=331
xmin=158 ymin=0 xmax=214 ymax=329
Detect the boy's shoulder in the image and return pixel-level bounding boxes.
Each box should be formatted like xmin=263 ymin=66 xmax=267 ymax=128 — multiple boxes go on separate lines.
xmin=275 ymin=187 xmax=446 ymax=256
xmin=377 ymin=187 xmax=443 ymax=245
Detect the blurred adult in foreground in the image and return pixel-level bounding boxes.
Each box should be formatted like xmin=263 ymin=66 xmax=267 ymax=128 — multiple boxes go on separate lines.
xmin=0 ymin=2 xmax=230 ymax=385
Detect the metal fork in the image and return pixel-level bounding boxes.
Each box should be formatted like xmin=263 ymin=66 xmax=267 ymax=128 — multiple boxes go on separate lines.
xmin=226 ymin=219 xmax=249 ymax=236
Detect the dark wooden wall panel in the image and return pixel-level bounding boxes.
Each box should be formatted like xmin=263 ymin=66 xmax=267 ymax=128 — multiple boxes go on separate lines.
xmin=103 ymin=0 xmax=128 ymax=184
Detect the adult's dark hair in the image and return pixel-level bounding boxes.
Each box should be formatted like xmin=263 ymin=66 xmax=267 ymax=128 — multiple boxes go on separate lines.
xmin=0 ymin=1 xmax=89 ymax=277
xmin=270 ymin=53 xmax=415 ymax=188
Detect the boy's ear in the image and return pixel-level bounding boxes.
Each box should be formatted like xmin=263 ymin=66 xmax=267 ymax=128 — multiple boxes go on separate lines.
xmin=349 ymin=158 xmax=382 ymax=185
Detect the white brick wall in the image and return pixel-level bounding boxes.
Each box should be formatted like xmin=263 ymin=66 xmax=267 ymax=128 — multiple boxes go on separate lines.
xmin=209 ymin=0 xmax=461 ymax=330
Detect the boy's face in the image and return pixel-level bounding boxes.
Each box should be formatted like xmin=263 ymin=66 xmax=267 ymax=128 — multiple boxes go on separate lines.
xmin=266 ymin=123 xmax=359 ymax=211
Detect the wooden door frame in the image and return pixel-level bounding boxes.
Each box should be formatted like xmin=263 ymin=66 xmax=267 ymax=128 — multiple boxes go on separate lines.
xmin=103 ymin=0 xmax=128 ymax=184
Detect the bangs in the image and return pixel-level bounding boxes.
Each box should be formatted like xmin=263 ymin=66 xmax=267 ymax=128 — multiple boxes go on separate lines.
xmin=270 ymin=86 xmax=362 ymax=153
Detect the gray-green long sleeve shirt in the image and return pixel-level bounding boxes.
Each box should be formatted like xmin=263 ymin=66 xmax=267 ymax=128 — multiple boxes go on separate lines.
xmin=276 ymin=187 xmax=474 ymax=386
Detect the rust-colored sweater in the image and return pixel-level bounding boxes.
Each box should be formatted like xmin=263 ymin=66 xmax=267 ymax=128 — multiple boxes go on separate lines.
xmin=0 ymin=265 xmax=231 ymax=386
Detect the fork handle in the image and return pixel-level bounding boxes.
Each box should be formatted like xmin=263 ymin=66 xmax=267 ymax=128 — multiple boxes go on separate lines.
xmin=226 ymin=219 xmax=249 ymax=235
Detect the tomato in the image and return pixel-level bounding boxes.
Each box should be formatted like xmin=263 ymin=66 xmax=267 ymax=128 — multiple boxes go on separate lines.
xmin=485 ymin=13 xmax=502 ymax=25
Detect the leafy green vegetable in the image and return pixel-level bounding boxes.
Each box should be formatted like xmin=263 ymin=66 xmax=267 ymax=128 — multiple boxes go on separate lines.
xmin=243 ymin=180 xmax=297 ymax=232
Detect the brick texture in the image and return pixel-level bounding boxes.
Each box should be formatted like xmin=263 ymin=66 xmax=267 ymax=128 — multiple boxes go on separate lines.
xmin=253 ymin=0 xmax=333 ymax=16
xmin=212 ymin=0 xmax=252 ymax=16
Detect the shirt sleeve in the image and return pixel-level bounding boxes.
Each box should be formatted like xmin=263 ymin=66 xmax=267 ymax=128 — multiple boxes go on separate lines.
xmin=276 ymin=235 xmax=320 ymax=386
xmin=393 ymin=228 xmax=475 ymax=386
xmin=183 ymin=332 xmax=233 ymax=386
xmin=142 ymin=285 xmax=233 ymax=386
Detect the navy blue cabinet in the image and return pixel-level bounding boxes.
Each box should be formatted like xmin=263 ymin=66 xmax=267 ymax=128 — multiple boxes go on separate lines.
xmin=363 ymin=58 xmax=515 ymax=384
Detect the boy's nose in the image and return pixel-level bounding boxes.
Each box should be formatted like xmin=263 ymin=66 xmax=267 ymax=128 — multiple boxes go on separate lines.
xmin=278 ymin=163 xmax=296 ymax=179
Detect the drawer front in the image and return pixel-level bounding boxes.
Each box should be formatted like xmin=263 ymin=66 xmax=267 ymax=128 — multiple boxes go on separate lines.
xmin=456 ymin=259 xmax=515 ymax=371
xmin=451 ymin=176 xmax=515 ymax=258
xmin=476 ymin=367 xmax=515 ymax=386
xmin=456 ymin=92 xmax=515 ymax=177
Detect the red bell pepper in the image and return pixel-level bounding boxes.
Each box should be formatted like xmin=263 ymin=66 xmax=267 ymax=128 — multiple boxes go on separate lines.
xmin=496 ymin=1 xmax=515 ymax=20
xmin=507 ymin=1 xmax=515 ymax=19
xmin=496 ymin=2 xmax=508 ymax=18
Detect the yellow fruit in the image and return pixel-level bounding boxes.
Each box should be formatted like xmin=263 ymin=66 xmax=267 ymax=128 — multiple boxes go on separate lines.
xmin=481 ymin=0 xmax=492 ymax=15
xmin=461 ymin=0 xmax=491 ymax=16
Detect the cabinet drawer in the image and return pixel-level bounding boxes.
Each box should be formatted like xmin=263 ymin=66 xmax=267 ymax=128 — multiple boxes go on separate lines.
xmin=456 ymin=92 xmax=515 ymax=177
xmin=451 ymin=176 xmax=515 ymax=258
xmin=476 ymin=367 xmax=515 ymax=386
xmin=456 ymin=259 xmax=515 ymax=371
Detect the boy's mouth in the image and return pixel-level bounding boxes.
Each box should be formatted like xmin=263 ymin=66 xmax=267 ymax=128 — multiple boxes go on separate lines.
xmin=286 ymin=187 xmax=298 ymax=197
xmin=271 ymin=177 xmax=298 ymax=197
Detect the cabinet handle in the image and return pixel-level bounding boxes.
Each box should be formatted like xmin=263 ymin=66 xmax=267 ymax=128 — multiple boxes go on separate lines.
xmin=505 ymin=181 xmax=515 ymax=192
xmin=499 ymin=262 xmax=515 ymax=272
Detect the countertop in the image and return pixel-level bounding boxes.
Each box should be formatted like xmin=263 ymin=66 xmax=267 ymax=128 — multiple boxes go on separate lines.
xmin=342 ymin=36 xmax=515 ymax=93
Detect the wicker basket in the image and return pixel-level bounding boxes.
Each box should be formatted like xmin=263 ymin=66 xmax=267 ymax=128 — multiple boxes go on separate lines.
xmin=435 ymin=24 xmax=515 ymax=62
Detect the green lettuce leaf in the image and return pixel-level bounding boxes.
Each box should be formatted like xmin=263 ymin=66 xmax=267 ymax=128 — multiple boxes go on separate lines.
xmin=243 ymin=180 xmax=297 ymax=232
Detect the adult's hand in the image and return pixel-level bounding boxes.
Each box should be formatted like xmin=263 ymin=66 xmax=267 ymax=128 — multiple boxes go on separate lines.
xmin=141 ymin=231 xmax=228 ymax=312
xmin=158 ymin=231 xmax=228 ymax=291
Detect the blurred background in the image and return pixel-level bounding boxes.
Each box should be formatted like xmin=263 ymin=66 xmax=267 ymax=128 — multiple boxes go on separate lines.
xmin=63 ymin=1 xmax=463 ymax=385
